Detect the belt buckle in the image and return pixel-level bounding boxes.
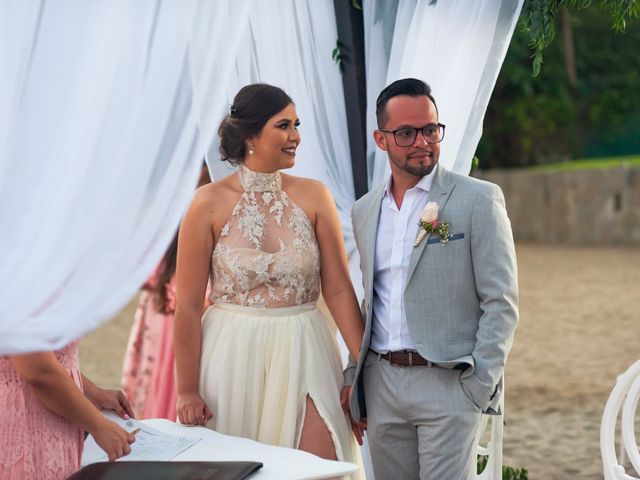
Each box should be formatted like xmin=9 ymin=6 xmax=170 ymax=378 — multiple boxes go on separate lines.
xmin=387 ymin=351 xmax=395 ymax=366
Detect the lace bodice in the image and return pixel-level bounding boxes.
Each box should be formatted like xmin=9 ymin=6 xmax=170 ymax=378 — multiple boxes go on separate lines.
xmin=210 ymin=166 xmax=320 ymax=308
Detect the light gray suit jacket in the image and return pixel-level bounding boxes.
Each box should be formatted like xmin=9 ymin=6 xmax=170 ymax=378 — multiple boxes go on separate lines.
xmin=345 ymin=164 xmax=519 ymax=419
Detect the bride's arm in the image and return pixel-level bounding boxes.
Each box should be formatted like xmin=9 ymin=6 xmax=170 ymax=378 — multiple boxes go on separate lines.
xmin=174 ymin=187 xmax=215 ymax=426
xmin=312 ymin=182 xmax=365 ymax=360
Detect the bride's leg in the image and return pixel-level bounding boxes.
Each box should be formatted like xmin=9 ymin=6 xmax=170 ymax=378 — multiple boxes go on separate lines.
xmin=298 ymin=395 xmax=338 ymax=460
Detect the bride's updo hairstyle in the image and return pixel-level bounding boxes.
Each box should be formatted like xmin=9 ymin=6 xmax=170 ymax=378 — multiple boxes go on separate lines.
xmin=218 ymin=83 xmax=293 ymax=166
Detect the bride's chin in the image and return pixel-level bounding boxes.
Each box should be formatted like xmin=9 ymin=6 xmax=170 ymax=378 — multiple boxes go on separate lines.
xmin=280 ymin=158 xmax=296 ymax=169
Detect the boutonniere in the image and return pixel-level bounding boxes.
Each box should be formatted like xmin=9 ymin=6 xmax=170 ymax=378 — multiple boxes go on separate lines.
xmin=414 ymin=201 xmax=450 ymax=246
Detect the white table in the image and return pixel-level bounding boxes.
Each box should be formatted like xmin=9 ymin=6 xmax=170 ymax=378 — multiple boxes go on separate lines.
xmin=82 ymin=417 xmax=358 ymax=480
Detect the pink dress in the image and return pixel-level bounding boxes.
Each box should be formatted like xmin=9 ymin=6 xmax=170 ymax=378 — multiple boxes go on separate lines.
xmin=0 ymin=341 xmax=84 ymax=480
xmin=121 ymin=275 xmax=178 ymax=421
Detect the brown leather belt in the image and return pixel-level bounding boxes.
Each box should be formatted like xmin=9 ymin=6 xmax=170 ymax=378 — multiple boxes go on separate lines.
xmin=372 ymin=349 xmax=437 ymax=367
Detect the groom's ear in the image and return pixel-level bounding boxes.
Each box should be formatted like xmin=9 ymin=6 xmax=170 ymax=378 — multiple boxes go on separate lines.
xmin=373 ymin=129 xmax=388 ymax=151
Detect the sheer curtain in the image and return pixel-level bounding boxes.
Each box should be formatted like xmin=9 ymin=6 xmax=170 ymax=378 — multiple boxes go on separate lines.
xmin=364 ymin=0 xmax=524 ymax=187
xmin=0 ymin=0 xmax=251 ymax=354
xmin=0 ymin=0 xmax=522 ymax=358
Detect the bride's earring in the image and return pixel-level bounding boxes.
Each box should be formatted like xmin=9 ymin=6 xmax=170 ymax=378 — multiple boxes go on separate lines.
xmin=248 ymin=143 xmax=255 ymax=155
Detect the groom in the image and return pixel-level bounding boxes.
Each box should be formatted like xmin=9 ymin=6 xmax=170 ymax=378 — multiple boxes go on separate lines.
xmin=343 ymin=78 xmax=519 ymax=479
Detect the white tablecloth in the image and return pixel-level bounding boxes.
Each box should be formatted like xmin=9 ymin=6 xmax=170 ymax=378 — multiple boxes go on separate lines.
xmin=82 ymin=417 xmax=358 ymax=480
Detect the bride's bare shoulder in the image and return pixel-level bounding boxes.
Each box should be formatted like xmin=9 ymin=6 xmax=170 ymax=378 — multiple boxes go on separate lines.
xmin=281 ymin=173 xmax=334 ymax=216
xmin=189 ymin=171 xmax=242 ymax=213
xmin=282 ymin=173 xmax=327 ymax=195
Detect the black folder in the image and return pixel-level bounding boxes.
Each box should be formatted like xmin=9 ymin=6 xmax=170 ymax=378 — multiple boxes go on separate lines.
xmin=67 ymin=461 xmax=263 ymax=480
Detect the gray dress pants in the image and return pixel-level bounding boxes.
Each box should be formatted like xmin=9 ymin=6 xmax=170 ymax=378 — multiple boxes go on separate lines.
xmin=363 ymin=351 xmax=482 ymax=480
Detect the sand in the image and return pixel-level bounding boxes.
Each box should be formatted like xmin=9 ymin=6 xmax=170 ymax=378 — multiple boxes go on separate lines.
xmin=79 ymin=243 xmax=640 ymax=479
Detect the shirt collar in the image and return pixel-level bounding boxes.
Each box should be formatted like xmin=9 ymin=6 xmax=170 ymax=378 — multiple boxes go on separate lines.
xmin=383 ymin=167 xmax=436 ymax=199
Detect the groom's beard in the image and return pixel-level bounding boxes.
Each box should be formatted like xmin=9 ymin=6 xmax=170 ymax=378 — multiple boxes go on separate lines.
xmin=389 ymin=149 xmax=438 ymax=178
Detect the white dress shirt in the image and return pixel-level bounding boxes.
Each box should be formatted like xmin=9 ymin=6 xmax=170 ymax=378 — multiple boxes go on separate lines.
xmin=370 ymin=171 xmax=435 ymax=352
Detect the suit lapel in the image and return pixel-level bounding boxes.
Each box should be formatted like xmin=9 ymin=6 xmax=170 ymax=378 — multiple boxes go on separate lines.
xmin=406 ymin=166 xmax=456 ymax=282
xmin=360 ymin=184 xmax=385 ymax=304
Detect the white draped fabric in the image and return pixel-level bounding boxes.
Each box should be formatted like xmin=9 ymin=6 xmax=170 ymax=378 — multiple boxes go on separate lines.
xmin=0 ymin=0 xmax=522 ymax=362
xmin=0 ymin=0 xmax=250 ymax=354
xmin=364 ymin=0 xmax=524 ymax=186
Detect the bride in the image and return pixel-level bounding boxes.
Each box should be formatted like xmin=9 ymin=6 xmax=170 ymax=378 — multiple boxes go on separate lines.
xmin=173 ymin=83 xmax=364 ymax=476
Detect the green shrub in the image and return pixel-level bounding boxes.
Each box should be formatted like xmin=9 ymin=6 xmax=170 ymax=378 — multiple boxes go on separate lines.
xmin=478 ymin=6 xmax=640 ymax=168
xmin=477 ymin=455 xmax=529 ymax=480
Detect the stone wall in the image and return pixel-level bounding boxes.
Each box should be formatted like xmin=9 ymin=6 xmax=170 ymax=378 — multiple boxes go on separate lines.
xmin=473 ymin=165 xmax=640 ymax=244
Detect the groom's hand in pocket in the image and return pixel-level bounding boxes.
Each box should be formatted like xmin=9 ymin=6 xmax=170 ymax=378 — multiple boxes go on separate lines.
xmin=341 ymin=386 xmax=366 ymax=445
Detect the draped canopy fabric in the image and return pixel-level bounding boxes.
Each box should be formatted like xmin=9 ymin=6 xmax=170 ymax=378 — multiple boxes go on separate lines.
xmin=0 ymin=0 xmax=253 ymax=354
xmin=0 ymin=0 xmax=522 ymax=354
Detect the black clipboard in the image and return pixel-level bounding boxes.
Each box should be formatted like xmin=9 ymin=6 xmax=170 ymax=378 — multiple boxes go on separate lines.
xmin=66 ymin=461 xmax=263 ymax=480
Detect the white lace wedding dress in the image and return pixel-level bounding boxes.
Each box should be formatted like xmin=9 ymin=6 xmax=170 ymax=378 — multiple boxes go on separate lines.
xmin=199 ymin=165 xmax=363 ymax=477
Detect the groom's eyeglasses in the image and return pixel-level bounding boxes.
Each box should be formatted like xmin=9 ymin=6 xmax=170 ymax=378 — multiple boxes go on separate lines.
xmin=379 ymin=123 xmax=446 ymax=147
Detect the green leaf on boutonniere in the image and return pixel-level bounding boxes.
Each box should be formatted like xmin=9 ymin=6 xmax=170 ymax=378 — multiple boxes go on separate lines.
xmin=418 ymin=220 xmax=450 ymax=244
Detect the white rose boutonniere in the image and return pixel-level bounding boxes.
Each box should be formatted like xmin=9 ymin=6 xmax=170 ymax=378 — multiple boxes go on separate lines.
xmin=414 ymin=201 xmax=450 ymax=247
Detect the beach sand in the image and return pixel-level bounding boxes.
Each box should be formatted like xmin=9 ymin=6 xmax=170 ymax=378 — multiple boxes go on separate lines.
xmin=80 ymin=243 xmax=640 ymax=479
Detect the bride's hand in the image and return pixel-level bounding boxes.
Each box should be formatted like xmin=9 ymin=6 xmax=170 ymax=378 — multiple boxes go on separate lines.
xmin=177 ymin=391 xmax=213 ymax=426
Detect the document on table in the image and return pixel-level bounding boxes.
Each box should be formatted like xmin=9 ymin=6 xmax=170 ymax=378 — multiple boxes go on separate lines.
xmin=83 ymin=411 xmax=202 ymax=463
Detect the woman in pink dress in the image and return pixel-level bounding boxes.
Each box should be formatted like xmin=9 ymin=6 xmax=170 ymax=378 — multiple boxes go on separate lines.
xmin=0 ymin=341 xmax=135 ymax=480
xmin=121 ymin=236 xmax=180 ymax=420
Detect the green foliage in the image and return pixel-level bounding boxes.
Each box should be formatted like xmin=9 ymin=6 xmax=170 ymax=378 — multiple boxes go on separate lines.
xmin=599 ymin=0 xmax=640 ymax=30
xmin=519 ymin=0 xmax=559 ymax=75
xmin=477 ymin=455 xmax=529 ymax=479
xmin=519 ymin=0 xmax=640 ymax=76
xmin=478 ymin=5 xmax=640 ymax=168
xmin=332 ymin=40 xmax=344 ymax=71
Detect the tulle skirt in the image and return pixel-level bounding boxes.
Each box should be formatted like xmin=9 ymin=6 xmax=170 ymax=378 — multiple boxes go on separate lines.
xmin=199 ymin=302 xmax=363 ymax=478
